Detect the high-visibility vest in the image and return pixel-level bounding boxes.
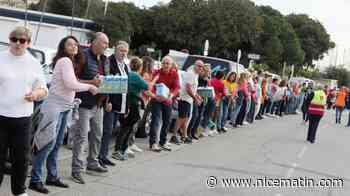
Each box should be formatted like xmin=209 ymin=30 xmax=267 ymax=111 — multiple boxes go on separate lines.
xmin=311 ymin=90 xmax=327 ymax=106
xmin=309 ymin=90 xmax=326 ymax=116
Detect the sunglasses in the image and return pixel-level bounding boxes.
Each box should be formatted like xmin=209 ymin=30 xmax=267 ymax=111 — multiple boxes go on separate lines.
xmin=9 ymin=37 xmax=27 ymax=44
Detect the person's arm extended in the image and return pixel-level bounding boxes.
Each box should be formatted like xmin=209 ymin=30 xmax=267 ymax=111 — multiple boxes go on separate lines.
xmin=60 ymin=58 xmax=92 ymax=92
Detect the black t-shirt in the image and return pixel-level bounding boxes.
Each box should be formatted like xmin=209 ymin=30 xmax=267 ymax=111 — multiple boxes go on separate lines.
xmin=198 ymin=76 xmax=208 ymax=87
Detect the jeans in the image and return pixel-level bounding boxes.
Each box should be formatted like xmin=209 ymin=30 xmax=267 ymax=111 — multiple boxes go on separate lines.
xmin=149 ymin=101 xmax=172 ymax=146
xmin=31 ymin=110 xmax=69 ymax=183
xmin=236 ymin=99 xmax=247 ymax=125
xmin=99 ymin=111 xmax=118 ymax=161
xmin=201 ymin=97 xmax=216 ymax=129
xmin=244 ymin=97 xmax=252 ymax=122
xmin=187 ymin=103 xmax=200 ymax=137
xmin=307 ymin=115 xmax=322 ymax=142
xmin=336 ymin=107 xmax=344 ymax=124
xmin=246 ymin=100 xmax=256 ymax=123
xmin=71 ymin=106 xmax=103 ymax=174
xmin=0 ymin=116 xmax=31 ymax=195
xmin=265 ymin=98 xmax=273 ymax=114
xmin=218 ymin=98 xmax=229 ymax=129
xmin=231 ymin=101 xmax=242 ymax=125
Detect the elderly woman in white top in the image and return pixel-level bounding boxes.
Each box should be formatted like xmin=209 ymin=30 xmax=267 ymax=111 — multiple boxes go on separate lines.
xmin=0 ymin=27 xmax=48 ymax=196
xmin=29 ymin=36 xmax=98 ymax=194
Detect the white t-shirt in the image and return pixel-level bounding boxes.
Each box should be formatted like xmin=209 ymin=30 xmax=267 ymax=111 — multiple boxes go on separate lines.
xmin=178 ymin=70 xmax=198 ymax=104
xmin=0 ymin=50 xmax=47 ymax=117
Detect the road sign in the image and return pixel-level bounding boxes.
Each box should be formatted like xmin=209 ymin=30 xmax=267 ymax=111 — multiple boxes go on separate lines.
xmin=248 ymin=53 xmax=260 ymax=60
xmin=147 ymin=48 xmax=155 ymax=53
xmin=204 ymin=40 xmax=209 ymax=56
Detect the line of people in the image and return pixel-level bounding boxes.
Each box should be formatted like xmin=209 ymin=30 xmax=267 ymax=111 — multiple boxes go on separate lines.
xmin=1 ymin=27 xmax=348 ymax=196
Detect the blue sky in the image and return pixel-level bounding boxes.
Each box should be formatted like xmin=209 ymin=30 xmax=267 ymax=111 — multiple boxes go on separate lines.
xmin=110 ymin=0 xmax=349 ymax=68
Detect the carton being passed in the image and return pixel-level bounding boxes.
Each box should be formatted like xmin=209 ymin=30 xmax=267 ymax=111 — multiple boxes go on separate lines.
xmin=98 ymin=75 xmax=128 ymax=94
xmin=155 ymin=83 xmax=170 ymax=98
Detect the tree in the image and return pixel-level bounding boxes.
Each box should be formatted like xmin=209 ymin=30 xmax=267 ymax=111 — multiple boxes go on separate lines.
xmin=287 ymin=14 xmax=335 ymax=68
xmin=256 ymin=6 xmax=304 ymax=73
xmin=324 ymin=66 xmax=350 ymax=87
xmin=30 ymin=0 xmax=104 ymax=19
xmin=94 ymin=2 xmax=142 ymax=45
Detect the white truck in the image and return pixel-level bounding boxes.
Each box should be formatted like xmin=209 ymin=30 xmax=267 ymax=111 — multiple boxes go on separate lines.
xmin=0 ymin=5 xmax=96 ymax=49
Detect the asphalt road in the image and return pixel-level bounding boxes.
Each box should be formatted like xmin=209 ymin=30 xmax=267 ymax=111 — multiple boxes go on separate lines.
xmin=1 ymin=110 xmax=349 ymax=196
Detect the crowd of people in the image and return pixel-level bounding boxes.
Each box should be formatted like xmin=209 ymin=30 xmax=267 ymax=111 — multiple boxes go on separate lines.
xmin=0 ymin=27 xmax=349 ymax=196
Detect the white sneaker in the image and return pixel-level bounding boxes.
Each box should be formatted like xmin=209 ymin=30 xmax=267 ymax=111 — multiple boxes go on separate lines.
xmin=165 ymin=141 xmax=172 ymax=147
xmin=16 ymin=193 xmax=28 ymax=196
xmin=126 ymin=148 xmax=135 ymax=155
xmin=201 ymin=131 xmax=209 ymax=137
xmin=208 ymin=130 xmax=215 ymax=136
xmin=129 ymin=144 xmax=143 ymax=152
xmin=243 ymin=121 xmax=249 ymax=125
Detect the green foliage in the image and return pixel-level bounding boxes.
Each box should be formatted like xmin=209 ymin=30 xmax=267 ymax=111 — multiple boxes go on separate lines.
xmin=324 ymin=66 xmax=350 ymax=86
xmin=287 ymin=14 xmax=335 ymax=68
xmin=252 ymin=63 xmax=270 ymax=72
xmin=29 ymin=0 xmax=335 ymax=76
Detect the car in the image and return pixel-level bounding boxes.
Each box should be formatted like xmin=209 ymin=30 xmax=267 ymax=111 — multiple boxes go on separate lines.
xmin=0 ymin=41 xmax=55 ymax=84
xmin=168 ymin=50 xmax=247 ymax=74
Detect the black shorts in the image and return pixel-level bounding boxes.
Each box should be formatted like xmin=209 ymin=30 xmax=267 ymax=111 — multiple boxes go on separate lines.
xmin=178 ymin=100 xmax=191 ymax=118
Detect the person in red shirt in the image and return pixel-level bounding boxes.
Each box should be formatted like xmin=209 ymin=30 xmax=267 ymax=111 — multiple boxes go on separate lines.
xmin=148 ymin=56 xmax=180 ymax=152
xmin=210 ymin=70 xmax=227 ymax=132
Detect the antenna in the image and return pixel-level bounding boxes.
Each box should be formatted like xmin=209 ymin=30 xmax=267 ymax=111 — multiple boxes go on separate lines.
xmin=24 ymin=0 xmax=28 ymax=27
xmin=71 ymin=0 xmax=75 ymax=36
xmin=34 ymin=0 xmax=49 ymax=45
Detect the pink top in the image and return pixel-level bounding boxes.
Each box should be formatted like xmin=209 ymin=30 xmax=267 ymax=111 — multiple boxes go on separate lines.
xmin=49 ymin=57 xmax=91 ymax=103
xmin=239 ymin=82 xmax=249 ymax=99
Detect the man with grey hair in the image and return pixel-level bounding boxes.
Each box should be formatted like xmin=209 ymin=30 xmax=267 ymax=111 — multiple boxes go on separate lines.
xmin=99 ymin=40 xmax=131 ymax=162
xmin=70 ymin=32 xmax=109 ymax=184
xmin=148 ymin=56 xmax=180 ymax=152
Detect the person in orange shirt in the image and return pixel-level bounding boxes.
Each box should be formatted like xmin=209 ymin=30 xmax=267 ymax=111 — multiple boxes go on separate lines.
xmin=335 ymin=86 xmax=348 ymax=124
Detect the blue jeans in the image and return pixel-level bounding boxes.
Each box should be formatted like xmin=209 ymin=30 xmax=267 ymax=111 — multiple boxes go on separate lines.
xmin=218 ymin=98 xmax=229 ymax=129
xmin=201 ymin=97 xmax=216 ymax=129
xmin=265 ymin=98 xmax=273 ymax=114
xmin=31 ymin=110 xmax=69 ymax=183
xmin=149 ymin=101 xmax=172 ymax=146
xmin=244 ymin=97 xmax=251 ymax=122
xmin=231 ymin=101 xmax=242 ymax=125
xmin=336 ymin=107 xmax=344 ymax=123
xmin=99 ymin=111 xmax=118 ymax=161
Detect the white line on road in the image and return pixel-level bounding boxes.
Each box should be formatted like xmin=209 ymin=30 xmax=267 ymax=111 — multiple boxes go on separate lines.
xmin=297 ymin=145 xmax=308 ymax=159
xmin=322 ymin=123 xmax=330 ymax=129
xmin=286 ymin=162 xmax=298 ymax=178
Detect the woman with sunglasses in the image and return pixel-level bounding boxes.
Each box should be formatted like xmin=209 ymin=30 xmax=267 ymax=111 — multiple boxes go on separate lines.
xmin=0 ymin=27 xmax=48 ymax=196
xmin=29 ymin=36 xmax=98 ymax=194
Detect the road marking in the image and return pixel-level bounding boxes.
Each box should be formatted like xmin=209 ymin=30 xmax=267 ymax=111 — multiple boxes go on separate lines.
xmin=286 ymin=162 xmax=298 ymax=178
xmin=297 ymin=145 xmax=308 ymax=159
xmin=322 ymin=123 xmax=330 ymax=129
